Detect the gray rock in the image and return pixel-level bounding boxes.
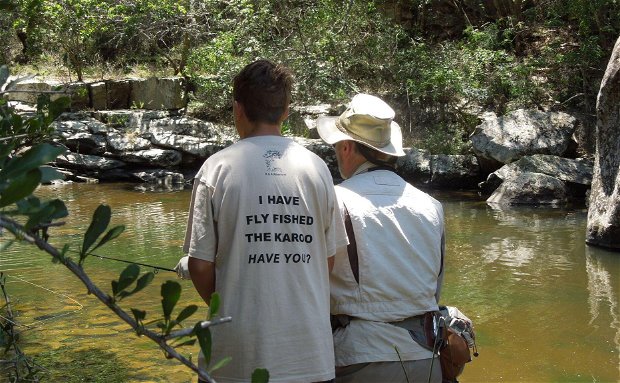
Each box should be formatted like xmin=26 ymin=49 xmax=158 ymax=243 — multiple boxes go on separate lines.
xmin=487 ymin=172 xmax=569 ymax=205
xmin=50 ymin=120 xmax=90 ymax=138
xmin=107 ymin=131 xmax=151 ymax=152
xmin=119 ymin=148 xmax=182 ymax=167
xmin=150 ymin=131 xmax=223 ymax=158
xmin=107 ymin=80 xmax=131 ymax=109
xmin=4 ymin=79 xmax=57 ymax=104
xmin=430 ymin=154 xmax=480 ymax=189
xmin=55 ymin=152 xmax=126 ymax=170
xmin=91 ymin=82 xmax=107 ymax=110
xmin=131 ymin=169 xmax=185 ymax=184
xmin=480 ymin=154 xmax=593 ymax=193
xmin=586 ymin=36 xmax=620 ymax=250
xmin=65 ymin=132 xmax=107 ymax=155
xmin=470 ymin=109 xmax=578 ymax=172
xmin=148 ymin=116 xmax=223 ymax=138
xmin=93 ymin=110 xmax=173 ymax=132
xmin=129 ymin=77 xmax=185 ymax=110
xmin=397 ymin=148 xmax=431 ymax=184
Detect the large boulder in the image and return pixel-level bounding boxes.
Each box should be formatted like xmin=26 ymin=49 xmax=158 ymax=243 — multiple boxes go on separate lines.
xmin=480 ymin=154 xmax=593 ymax=197
xmin=487 ymin=172 xmax=569 ymax=205
xmin=586 ymin=36 xmax=620 ymax=250
xmin=470 ymin=109 xmax=578 ymax=172
xmin=129 ymin=77 xmax=185 ymax=110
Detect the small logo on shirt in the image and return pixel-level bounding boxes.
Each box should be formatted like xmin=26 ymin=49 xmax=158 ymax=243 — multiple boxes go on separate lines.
xmin=263 ymin=150 xmax=286 ymax=176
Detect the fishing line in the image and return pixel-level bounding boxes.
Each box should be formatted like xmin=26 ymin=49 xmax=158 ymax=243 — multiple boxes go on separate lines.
xmin=0 ymin=273 xmax=83 ymax=330
xmin=65 ymin=249 xmax=177 ymax=273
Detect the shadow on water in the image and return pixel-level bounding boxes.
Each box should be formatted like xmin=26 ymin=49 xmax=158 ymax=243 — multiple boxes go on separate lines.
xmin=1 ymin=184 xmax=618 ymax=382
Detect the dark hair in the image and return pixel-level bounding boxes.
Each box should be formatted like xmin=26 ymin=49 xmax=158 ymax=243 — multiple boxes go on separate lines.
xmin=355 ymin=142 xmax=397 ymax=167
xmin=233 ymin=59 xmax=293 ymax=124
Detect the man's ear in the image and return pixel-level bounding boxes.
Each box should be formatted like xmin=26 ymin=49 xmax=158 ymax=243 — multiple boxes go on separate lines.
xmin=233 ymin=100 xmax=244 ymax=119
xmin=342 ymin=140 xmax=355 ymax=155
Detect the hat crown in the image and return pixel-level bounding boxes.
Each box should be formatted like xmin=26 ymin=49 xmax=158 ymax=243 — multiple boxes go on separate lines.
xmin=350 ymin=94 xmax=395 ymax=120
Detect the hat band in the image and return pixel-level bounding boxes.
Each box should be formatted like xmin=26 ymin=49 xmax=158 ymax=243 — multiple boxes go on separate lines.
xmin=335 ymin=112 xmax=391 ymax=148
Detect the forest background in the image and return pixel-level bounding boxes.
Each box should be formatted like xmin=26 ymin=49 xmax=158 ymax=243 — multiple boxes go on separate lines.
xmin=1 ymin=0 xmax=620 ymax=154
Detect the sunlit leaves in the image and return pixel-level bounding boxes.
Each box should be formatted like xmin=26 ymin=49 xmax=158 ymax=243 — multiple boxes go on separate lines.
xmin=208 ymin=292 xmax=220 ymax=319
xmin=194 ymin=322 xmax=212 ymax=366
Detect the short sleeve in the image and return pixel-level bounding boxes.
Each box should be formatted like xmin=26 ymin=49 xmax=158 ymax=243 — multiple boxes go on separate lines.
xmin=325 ymin=183 xmax=349 ymax=257
xmin=183 ymin=179 xmax=217 ymax=261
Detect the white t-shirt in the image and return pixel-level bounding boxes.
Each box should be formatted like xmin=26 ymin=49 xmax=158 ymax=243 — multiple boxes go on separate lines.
xmin=185 ymin=135 xmax=348 ymax=382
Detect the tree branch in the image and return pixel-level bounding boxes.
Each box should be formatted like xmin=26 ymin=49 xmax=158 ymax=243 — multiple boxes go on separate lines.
xmin=0 ymin=216 xmax=220 ymax=383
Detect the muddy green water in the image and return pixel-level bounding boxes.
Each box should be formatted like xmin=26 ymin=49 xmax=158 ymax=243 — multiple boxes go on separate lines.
xmin=1 ymin=183 xmax=619 ymax=382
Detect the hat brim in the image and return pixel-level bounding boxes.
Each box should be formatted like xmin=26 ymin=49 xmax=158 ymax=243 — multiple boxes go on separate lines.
xmin=316 ymin=116 xmax=405 ymax=157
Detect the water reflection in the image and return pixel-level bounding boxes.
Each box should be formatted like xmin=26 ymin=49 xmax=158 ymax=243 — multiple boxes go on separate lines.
xmin=585 ymin=247 xmax=620 ymax=378
xmin=1 ymin=185 xmax=619 ymax=382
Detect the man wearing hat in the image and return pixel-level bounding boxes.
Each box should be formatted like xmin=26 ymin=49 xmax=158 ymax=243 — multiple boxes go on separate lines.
xmin=317 ymin=94 xmax=445 ymax=383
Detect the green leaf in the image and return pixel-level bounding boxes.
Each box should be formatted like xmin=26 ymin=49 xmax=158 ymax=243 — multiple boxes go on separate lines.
xmin=131 ymin=308 xmax=146 ymax=322
xmin=0 ymin=143 xmax=65 ymax=180
xmin=92 ymin=225 xmax=125 ymax=252
xmin=112 ymin=264 xmax=140 ymax=297
xmin=23 ymin=199 xmax=67 ymax=230
xmin=209 ymin=356 xmax=232 ymax=374
xmin=175 ymin=305 xmax=198 ymax=324
xmin=0 ymin=239 xmax=14 ymax=252
xmin=251 ymin=368 xmax=270 ymax=383
xmin=118 ymin=271 xmax=154 ymax=300
xmin=23 ymin=204 xmax=55 ymax=231
xmin=0 ymin=169 xmax=41 ymax=208
xmin=209 ymin=292 xmax=221 ymax=318
xmin=40 ymin=166 xmax=65 ymax=183
xmin=0 ymin=144 xmax=14 ymax=167
xmin=161 ymin=280 xmax=181 ymax=320
xmin=81 ymin=204 xmax=111 ymax=258
xmin=194 ymin=322 xmax=212 ymax=366
xmin=48 ymin=97 xmax=70 ymax=120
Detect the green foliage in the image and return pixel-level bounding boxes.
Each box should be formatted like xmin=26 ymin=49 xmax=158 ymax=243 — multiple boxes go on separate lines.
xmin=0 ymin=96 xmax=69 ymax=149
xmin=0 ymin=98 xmax=239 ymax=382
xmin=252 ymin=368 xmax=270 ymax=383
xmin=80 ymin=204 xmax=126 ymax=264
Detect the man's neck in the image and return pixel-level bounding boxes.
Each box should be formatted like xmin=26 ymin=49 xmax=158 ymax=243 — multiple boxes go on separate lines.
xmin=239 ymin=122 xmax=282 ymax=139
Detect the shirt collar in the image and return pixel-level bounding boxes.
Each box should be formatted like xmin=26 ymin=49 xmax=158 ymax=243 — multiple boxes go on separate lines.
xmin=351 ymin=161 xmax=375 ymax=177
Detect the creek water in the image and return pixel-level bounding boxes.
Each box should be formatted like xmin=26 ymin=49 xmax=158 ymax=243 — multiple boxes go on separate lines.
xmin=1 ymin=183 xmax=618 ymax=382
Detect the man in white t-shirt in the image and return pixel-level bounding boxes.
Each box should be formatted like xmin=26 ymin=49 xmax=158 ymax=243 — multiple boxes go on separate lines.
xmin=184 ymin=60 xmax=348 ymax=383
xmin=317 ymin=94 xmax=445 ymax=383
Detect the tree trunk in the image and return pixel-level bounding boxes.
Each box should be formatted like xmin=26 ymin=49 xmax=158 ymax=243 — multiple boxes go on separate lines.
xmin=586 ymin=35 xmax=620 ymax=250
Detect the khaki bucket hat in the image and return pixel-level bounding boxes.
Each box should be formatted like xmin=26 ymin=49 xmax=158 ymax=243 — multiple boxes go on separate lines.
xmin=316 ymin=93 xmax=405 ymax=157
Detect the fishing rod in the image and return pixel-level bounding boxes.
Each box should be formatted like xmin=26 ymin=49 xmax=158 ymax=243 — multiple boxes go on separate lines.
xmin=66 ymin=249 xmax=177 ymax=273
